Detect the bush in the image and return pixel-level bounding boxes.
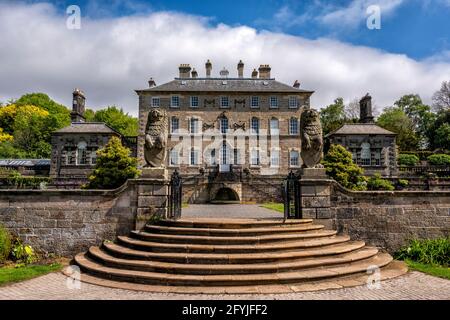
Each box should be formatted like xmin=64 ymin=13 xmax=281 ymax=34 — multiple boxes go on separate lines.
xmin=401 ymin=151 xmax=434 ymax=161
xmin=10 ymin=238 xmax=37 ymax=265
xmin=0 ymin=225 xmax=11 ymax=264
xmin=398 ymin=154 xmax=420 ymax=166
xmin=367 ymin=173 xmax=395 ymax=191
xmin=397 ymin=179 xmax=409 ymax=188
xmin=84 ymin=136 xmax=140 ymax=189
xmin=322 ymin=144 xmax=367 ymax=190
xmin=395 ymin=238 xmax=450 ymax=267
xmin=427 ymin=154 xmax=450 ymax=166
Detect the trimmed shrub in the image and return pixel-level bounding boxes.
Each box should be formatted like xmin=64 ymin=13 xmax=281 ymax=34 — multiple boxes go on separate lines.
xmin=397 ymin=179 xmax=409 ymax=188
xmin=0 ymin=224 xmax=11 ymax=264
xmin=398 ymin=154 xmax=420 ymax=166
xmin=367 ymin=173 xmax=395 ymax=191
xmin=395 ymin=238 xmax=450 ymax=267
xmin=427 ymin=154 xmax=450 ymax=166
xmin=322 ymin=144 xmax=367 ymax=191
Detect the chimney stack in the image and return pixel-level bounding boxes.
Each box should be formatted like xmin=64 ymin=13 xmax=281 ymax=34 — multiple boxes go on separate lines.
xmin=359 ymin=93 xmax=375 ymax=123
xmin=293 ymin=80 xmax=300 ymax=88
xmin=191 ymin=68 xmax=198 ymax=78
xmin=179 ymin=64 xmax=192 ymax=78
xmin=71 ymin=88 xmax=86 ymax=123
xmin=148 ymin=78 xmax=156 ymax=88
xmin=205 ymin=59 xmax=212 ymax=78
xmin=237 ymin=60 xmax=244 ymax=78
xmin=258 ymin=64 xmax=271 ymax=79
xmin=251 ymin=68 xmax=258 ymax=79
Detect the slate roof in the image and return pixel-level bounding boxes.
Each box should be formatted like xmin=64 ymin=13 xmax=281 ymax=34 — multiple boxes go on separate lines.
xmin=0 ymin=159 xmax=51 ymax=167
xmin=136 ymin=78 xmax=314 ymax=94
xmin=327 ymin=123 xmax=396 ymax=136
xmin=54 ymin=122 xmax=120 ymax=134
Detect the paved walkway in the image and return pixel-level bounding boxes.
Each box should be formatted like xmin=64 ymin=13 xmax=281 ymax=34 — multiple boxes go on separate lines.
xmin=183 ymin=204 xmax=281 ymax=219
xmin=0 ymin=271 xmax=448 ymax=300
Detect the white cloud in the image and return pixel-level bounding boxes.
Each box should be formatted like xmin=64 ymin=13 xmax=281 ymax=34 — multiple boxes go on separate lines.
xmin=0 ymin=2 xmax=449 ymax=117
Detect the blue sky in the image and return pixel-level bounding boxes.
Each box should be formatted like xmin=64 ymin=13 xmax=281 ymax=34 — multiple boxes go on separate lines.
xmin=25 ymin=0 xmax=450 ymax=60
xmin=1 ymin=0 xmax=449 ymax=114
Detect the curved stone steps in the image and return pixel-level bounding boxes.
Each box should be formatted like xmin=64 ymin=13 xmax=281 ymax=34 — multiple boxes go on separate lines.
xmin=74 ymin=252 xmax=393 ymax=286
xmin=102 ymin=237 xmax=356 ymax=264
xmin=130 ymin=229 xmax=338 ymax=245
xmin=117 ymin=235 xmax=353 ymax=254
xmin=158 ymin=218 xmax=313 ymax=229
xmin=144 ymin=223 xmax=324 ymax=237
xmin=87 ymin=245 xmax=378 ymax=275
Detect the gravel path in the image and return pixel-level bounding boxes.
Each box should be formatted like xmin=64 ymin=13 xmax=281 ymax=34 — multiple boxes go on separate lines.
xmin=0 ymin=271 xmax=448 ymax=300
xmin=183 ymin=204 xmax=281 ymax=219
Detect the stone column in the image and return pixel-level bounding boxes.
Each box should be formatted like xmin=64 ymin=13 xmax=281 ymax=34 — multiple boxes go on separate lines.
xmin=299 ymin=168 xmax=334 ymax=229
xmin=135 ymin=177 xmax=169 ymax=230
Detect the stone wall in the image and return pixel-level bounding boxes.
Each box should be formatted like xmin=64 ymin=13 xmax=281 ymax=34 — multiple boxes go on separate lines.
xmin=329 ymin=183 xmax=450 ymax=253
xmin=0 ymin=179 xmax=169 ymax=257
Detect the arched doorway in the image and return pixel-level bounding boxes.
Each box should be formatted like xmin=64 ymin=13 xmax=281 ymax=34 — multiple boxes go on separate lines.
xmin=213 ymin=187 xmax=240 ymax=202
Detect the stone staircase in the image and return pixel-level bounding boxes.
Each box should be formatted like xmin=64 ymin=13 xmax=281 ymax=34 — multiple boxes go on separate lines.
xmin=68 ymin=218 xmax=407 ymax=294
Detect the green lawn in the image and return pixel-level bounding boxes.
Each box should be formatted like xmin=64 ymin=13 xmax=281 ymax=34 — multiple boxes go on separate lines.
xmin=0 ymin=263 xmax=63 ymax=286
xmin=260 ymin=203 xmax=284 ymax=213
xmin=405 ymin=259 xmax=450 ymax=280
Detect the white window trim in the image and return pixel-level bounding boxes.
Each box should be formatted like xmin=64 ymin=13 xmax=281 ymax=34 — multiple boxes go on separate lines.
xmin=190 ymin=96 xmax=199 ymax=108
xmin=270 ymin=148 xmax=280 ymax=168
xmin=170 ymin=95 xmax=180 ymax=108
xmin=220 ymin=96 xmax=230 ymax=108
xmin=289 ymin=149 xmax=301 ymax=167
xmin=251 ymin=96 xmax=260 ymax=108
xmin=269 ymin=96 xmax=278 ymax=109
xmin=250 ymin=148 xmax=261 ymax=167
xmin=189 ymin=147 xmax=201 ymax=167
xmin=289 ymin=117 xmax=299 ymax=135
xmin=289 ymin=96 xmax=299 ymax=109
xmin=169 ymin=149 xmax=180 ymax=167
xmin=151 ymin=97 xmax=160 ymax=108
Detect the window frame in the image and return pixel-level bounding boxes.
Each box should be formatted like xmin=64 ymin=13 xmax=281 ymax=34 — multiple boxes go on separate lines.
xmin=170 ymin=95 xmax=180 ymax=108
xmin=190 ymin=96 xmax=199 ymax=108
xmin=251 ymin=96 xmax=260 ymax=108
xmin=289 ymin=150 xmax=300 ymax=167
xmin=151 ymin=97 xmax=160 ymax=108
xmin=269 ymin=96 xmax=278 ymax=109
xmin=289 ymin=96 xmax=298 ymax=109
xmin=289 ymin=117 xmax=299 ymax=135
xmin=251 ymin=117 xmax=260 ymax=135
xmin=171 ymin=116 xmax=179 ymax=134
xmin=220 ymin=96 xmax=230 ymax=108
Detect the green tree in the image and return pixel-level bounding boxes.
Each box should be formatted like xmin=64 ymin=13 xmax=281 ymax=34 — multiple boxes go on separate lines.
xmin=432 ymin=80 xmax=450 ymax=112
xmin=320 ymin=98 xmax=346 ymax=135
xmin=91 ymin=106 xmax=138 ymax=136
xmin=322 ymin=144 xmax=367 ymax=190
xmin=394 ymin=94 xmax=435 ymax=149
xmin=427 ymin=110 xmax=450 ymax=151
xmin=14 ymin=93 xmax=71 ymax=130
xmin=85 ymin=137 xmax=140 ymax=189
xmin=377 ymin=106 xmax=419 ymax=151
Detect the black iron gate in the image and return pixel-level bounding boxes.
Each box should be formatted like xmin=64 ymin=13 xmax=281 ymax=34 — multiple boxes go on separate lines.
xmin=283 ymin=171 xmax=301 ymax=220
xmin=168 ymin=170 xmax=182 ymax=220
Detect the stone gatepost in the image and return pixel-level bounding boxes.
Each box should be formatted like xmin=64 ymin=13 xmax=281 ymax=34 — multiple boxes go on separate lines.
xmin=299 ymin=168 xmax=334 ymax=229
xmin=135 ymin=168 xmax=170 ymax=230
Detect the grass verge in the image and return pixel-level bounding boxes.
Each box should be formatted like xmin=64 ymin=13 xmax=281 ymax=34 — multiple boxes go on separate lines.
xmin=260 ymin=202 xmax=284 ymax=213
xmin=0 ymin=263 xmax=63 ymax=286
xmin=405 ymin=259 xmax=450 ymax=280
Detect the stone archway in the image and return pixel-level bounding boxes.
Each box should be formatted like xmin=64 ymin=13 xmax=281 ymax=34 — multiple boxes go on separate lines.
xmin=214 ymin=187 xmax=240 ymax=201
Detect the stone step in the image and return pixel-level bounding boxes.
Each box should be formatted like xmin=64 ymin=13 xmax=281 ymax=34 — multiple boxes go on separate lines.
xmin=101 ymin=236 xmax=354 ymax=264
xmin=117 ymin=235 xmax=354 ymax=254
xmin=87 ymin=245 xmax=377 ymax=275
xmin=144 ymin=224 xmax=324 ymax=237
xmin=158 ymin=218 xmax=313 ymax=229
xmin=130 ymin=229 xmax=338 ymax=245
xmin=74 ymin=252 xmax=393 ymax=286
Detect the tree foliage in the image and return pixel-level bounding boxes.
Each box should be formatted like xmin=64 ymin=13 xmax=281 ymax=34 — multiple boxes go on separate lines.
xmin=367 ymin=173 xmax=395 ymax=191
xmin=322 ymin=144 xmax=367 ymax=190
xmin=377 ymin=106 xmax=419 ymax=151
xmin=432 ymin=80 xmax=450 ymax=112
xmin=320 ymin=98 xmax=360 ymax=136
xmin=90 ymin=106 xmax=138 ymax=136
xmin=398 ymin=154 xmax=420 ymax=166
xmin=427 ymin=110 xmax=450 ymax=151
xmin=427 ymin=154 xmax=450 ymax=166
xmin=84 ymin=137 xmax=140 ymax=189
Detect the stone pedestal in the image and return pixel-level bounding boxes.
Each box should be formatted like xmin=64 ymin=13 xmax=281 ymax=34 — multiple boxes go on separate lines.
xmin=140 ymin=167 xmax=169 ymax=180
xmin=135 ymin=168 xmax=170 ymax=230
xmin=300 ymin=169 xmax=334 ymax=228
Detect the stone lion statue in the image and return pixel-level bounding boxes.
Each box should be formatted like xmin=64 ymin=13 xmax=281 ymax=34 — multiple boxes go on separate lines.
xmin=144 ymin=109 xmax=168 ymax=167
xmin=300 ymin=108 xmax=324 ymax=168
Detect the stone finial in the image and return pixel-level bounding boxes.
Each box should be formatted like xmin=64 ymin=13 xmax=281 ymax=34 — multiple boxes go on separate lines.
xmin=359 ymin=93 xmax=374 ymax=123
xmin=191 ymin=68 xmax=198 ymax=78
xmin=251 ymin=68 xmax=258 ymax=79
xmin=220 ymin=67 xmax=229 ymax=78
xmin=205 ymin=59 xmax=212 ymax=78
xmin=148 ymin=78 xmax=156 ymax=88
xmin=237 ymin=60 xmax=244 ymax=78
xmin=293 ymin=80 xmax=300 ymax=88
